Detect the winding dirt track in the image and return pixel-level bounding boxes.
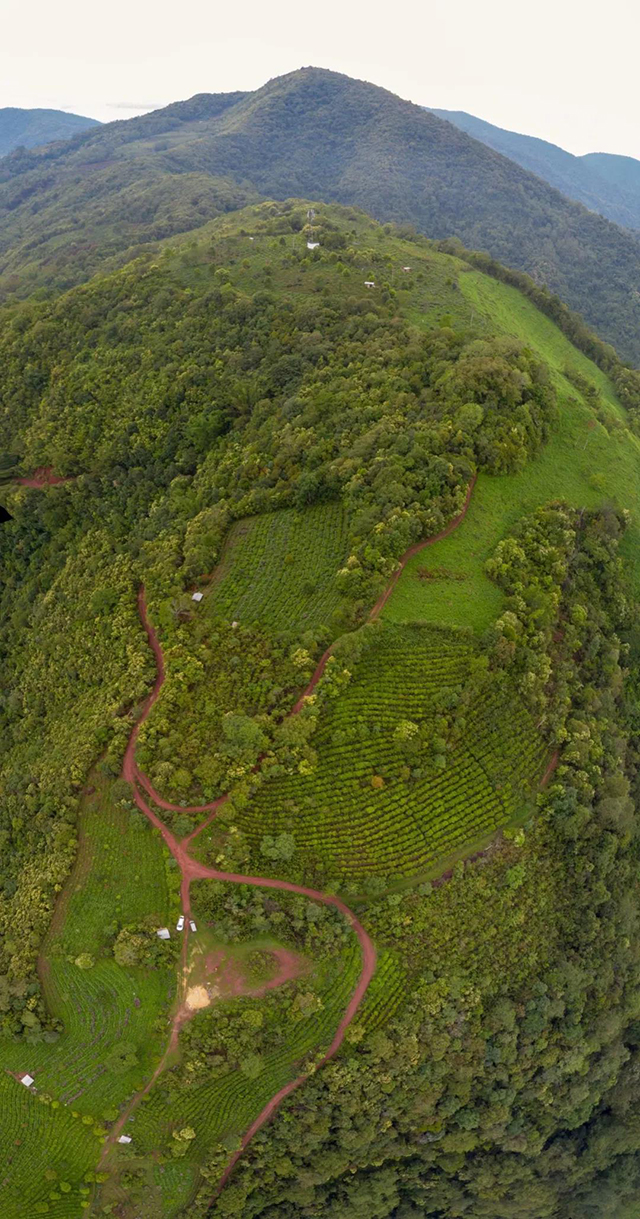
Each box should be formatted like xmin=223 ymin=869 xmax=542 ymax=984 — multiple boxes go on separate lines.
xmin=103 ymin=480 xmax=481 ymax=1189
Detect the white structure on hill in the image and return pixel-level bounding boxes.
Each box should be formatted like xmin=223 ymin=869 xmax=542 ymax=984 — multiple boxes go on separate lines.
xmin=192 ymin=591 xmax=203 ymax=603
xmin=156 ymin=928 xmax=171 ymax=940
xmin=20 ymin=1074 xmax=34 ymax=1087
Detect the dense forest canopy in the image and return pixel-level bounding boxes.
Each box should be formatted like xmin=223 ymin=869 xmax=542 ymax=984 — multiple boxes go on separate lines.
xmin=3 ymin=69 xmax=640 ymax=362
xmin=429 ymin=108 xmax=640 ymax=231
xmin=2 ymin=197 xmax=640 ymax=1218
xmin=0 ymin=106 xmax=99 ymax=158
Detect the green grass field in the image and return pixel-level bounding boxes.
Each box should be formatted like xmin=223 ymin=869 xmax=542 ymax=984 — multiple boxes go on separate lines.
xmin=384 ymin=274 xmax=640 ymax=630
xmin=0 ymin=781 xmax=177 ymax=1215
xmin=234 ymin=623 xmax=547 ymax=880
xmin=166 ymin=200 xmax=477 ymax=332
xmin=203 ymin=501 xmax=349 ymax=634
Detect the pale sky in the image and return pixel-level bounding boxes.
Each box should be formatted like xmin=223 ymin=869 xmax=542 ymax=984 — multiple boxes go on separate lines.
xmin=3 ymin=0 xmax=639 ymax=158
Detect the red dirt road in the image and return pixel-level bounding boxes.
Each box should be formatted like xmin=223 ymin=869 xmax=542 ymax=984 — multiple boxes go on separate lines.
xmin=103 ymin=479 xmax=479 ymax=1189
xmin=103 ymin=475 xmax=555 ymax=1198
xmin=103 ymin=584 xmax=377 ymax=1182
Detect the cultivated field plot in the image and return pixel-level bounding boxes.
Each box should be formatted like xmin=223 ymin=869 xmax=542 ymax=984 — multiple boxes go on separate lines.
xmin=0 ymin=1072 xmax=99 ymax=1219
xmin=355 ymin=949 xmax=408 ymax=1035
xmin=117 ymin=924 xmax=364 ymax=1216
xmin=237 ymin=623 xmax=547 ymax=880
xmin=0 ymin=782 xmax=176 ymax=1212
xmin=204 ymin=501 xmax=349 ymax=633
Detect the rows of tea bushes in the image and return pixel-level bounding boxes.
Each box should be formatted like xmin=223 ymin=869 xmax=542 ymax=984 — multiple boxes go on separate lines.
xmin=205 ymin=502 xmax=350 ymax=635
xmin=0 ymin=1071 xmax=98 ymax=1217
xmin=237 ymin=624 xmax=547 ymax=880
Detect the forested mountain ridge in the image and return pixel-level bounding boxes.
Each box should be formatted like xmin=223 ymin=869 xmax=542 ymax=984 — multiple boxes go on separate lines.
xmin=583 ymin=150 xmax=640 ymax=191
xmin=4 ymin=68 xmax=640 ymax=362
xmin=430 ymin=107 xmax=640 ymax=231
xmin=3 ymin=201 xmax=640 ymax=1215
xmin=0 ymin=106 xmax=100 ymax=157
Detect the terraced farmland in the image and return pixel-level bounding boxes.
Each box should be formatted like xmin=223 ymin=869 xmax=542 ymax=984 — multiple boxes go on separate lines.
xmin=355 ymin=949 xmax=408 ymax=1034
xmin=0 ymin=1072 xmax=99 ymax=1219
xmin=0 ymin=781 xmax=177 ymax=1212
xmin=204 ymin=501 xmax=349 ymax=633
xmin=237 ymin=623 xmax=547 ymax=880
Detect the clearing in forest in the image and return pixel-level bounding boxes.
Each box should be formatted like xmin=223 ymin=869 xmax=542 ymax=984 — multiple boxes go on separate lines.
xmin=202 ymin=501 xmax=350 ymax=634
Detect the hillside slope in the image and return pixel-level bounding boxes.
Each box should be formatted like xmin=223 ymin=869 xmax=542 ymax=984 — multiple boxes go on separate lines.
xmin=583 ymin=149 xmax=640 ymax=192
xmin=430 ymin=108 xmax=640 ymax=230
xmin=0 ymin=106 xmax=99 ymax=156
xmin=2 ymin=203 xmax=640 ymax=1217
xmin=3 ymin=69 xmax=640 ymax=362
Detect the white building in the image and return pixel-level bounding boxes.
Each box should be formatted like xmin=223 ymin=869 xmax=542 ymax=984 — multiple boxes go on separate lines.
xmin=192 ymin=591 xmax=204 ymax=603
xmin=20 ymin=1074 xmax=34 ymax=1087
xmin=156 ymin=928 xmax=171 ymax=940
xmin=364 ymin=281 xmax=375 ymax=288
xmin=307 ymin=241 xmax=320 ymax=250
xmin=118 ymin=1135 xmax=132 ymax=1144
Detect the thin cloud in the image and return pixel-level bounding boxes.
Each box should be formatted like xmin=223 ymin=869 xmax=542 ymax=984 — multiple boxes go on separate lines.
xmin=107 ymin=101 xmax=163 ymax=111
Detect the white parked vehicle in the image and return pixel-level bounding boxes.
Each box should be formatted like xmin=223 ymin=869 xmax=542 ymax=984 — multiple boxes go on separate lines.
xmin=189 ymin=920 xmax=197 ymax=932
xmin=176 ymin=915 xmax=185 ymax=931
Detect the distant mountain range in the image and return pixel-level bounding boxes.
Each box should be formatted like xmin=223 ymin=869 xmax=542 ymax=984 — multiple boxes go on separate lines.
xmin=3 ymin=68 xmax=640 ymax=362
xmin=430 ymin=108 xmax=640 ymax=231
xmin=0 ymin=107 xmax=100 ymax=157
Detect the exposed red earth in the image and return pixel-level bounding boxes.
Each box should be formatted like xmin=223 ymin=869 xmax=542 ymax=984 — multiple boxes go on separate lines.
xmin=539 ymin=749 xmax=559 ymax=788
xmin=14 ymin=466 xmax=70 ymax=488
xmin=100 ymin=475 xmax=557 ymax=1200
xmin=202 ymin=946 xmax=308 ymax=1000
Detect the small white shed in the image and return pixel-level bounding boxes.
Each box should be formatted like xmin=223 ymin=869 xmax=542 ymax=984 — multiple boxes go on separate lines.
xmin=307 ymin=241 xmax=320 ymax=250
xmin=20 ymin=1074 xmax=34 ymax=1087
xmin=403 ymin=266 xmax=412 ymax=272
xmin=156 ymin=928 xmax=171 ymax=940
xmin=192 ymin=591 xmax=204 ymax=603
xmin=364 ymin=281 xmax=375 ymax=288
xmin=118 ymin=1135 xmax=132 ymax=1144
